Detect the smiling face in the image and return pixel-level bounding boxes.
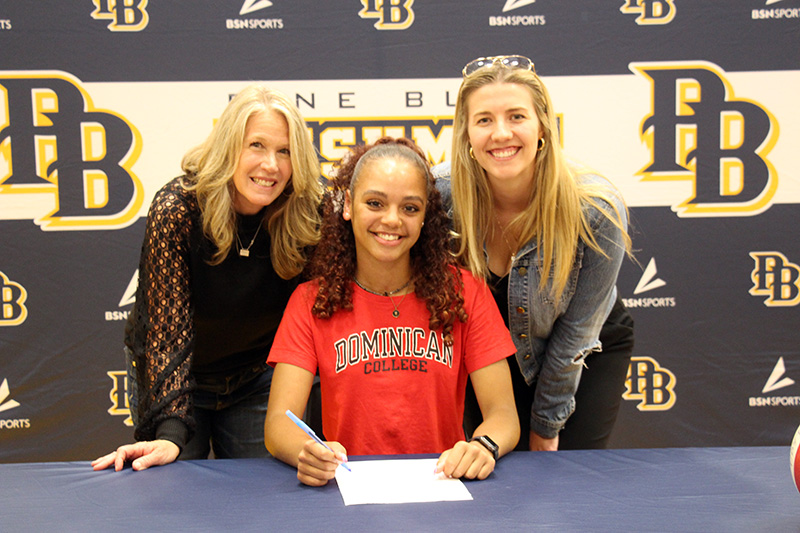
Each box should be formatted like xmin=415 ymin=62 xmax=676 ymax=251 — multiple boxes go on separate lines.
xmin=231 ymin=109 xmax=292 ymax=215
xmin=343 ymin=157 xmax=427 ymax=276
xmin=466 ymin=82 xmax=542 ymax=191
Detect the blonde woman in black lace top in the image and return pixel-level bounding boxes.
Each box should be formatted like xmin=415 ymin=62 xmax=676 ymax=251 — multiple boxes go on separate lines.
xmin=92 ymin=84 xmax=322 ymax=471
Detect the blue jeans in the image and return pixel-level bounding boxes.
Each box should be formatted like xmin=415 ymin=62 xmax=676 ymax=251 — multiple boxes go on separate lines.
xmin=179 ymin=365 xmax=273 ymax=460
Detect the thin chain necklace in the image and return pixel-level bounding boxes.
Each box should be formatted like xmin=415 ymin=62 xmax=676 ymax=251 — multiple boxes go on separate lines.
xmin=353 ymin=276 xmax=411 ymax=318
xmin=236 ymin=222 xmax=262 ymax=257
xmin=493 ymin=212 xmax=517 ymax=270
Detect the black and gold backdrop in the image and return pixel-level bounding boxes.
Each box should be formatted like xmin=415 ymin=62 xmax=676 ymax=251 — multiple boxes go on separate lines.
xmin=1 ymin=1 xmax=799 ymax=461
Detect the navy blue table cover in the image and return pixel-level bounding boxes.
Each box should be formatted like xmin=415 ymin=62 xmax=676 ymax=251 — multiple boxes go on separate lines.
xmin=2 ymin=447 xmax=798 ymax=532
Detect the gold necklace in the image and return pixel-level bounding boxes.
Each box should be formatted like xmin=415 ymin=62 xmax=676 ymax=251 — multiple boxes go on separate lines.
xmin=493 ymin=213 xmax=517 ymax=269
xmin=236 ymin=223 xmax=262 ymax=257
xmin=353 ymin=277 xmax=411 ymax=318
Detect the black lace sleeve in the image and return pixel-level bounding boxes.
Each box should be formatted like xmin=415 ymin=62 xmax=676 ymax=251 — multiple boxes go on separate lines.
xmin=125 ymin=177 xmax=198 ymax=444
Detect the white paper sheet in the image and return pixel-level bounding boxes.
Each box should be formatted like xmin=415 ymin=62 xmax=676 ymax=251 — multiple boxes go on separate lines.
xmin=334 ymin=458 xmax=473 ymax=506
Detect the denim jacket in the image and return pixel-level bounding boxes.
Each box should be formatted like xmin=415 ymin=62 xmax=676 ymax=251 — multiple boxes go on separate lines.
xmin=432 ymin=162 xmax=627 ymax=438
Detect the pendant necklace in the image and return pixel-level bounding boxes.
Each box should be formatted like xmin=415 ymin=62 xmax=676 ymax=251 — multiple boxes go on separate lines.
xmin=353 ymin=277 xmax=411 ymax=318
xmin=236 ymin=222 xmax=262 ymax=257
xmin=494 ymin=213 xmax=517 ymax=272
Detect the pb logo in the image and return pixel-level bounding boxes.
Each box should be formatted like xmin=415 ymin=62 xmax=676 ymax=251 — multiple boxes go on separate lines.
xmin=0 ymin=71 xmax=144 ymax=230
xmin=632 ymin=61 xmax=778 ymax=217
xmin=91 ymin=0 xmax=150 ymax=32
xmin=0 ymin=271 xmax=27 ymax=326
xmin=106 ymin=371 xmax=133 ymax=426
xmin=620 ymin=0 xmax=676 ymax=25
xmin=750 ymin=252 xmax=800 ymax=307
xmin=623 ymin=356 xmax=676 ymax=411
xmin=359 ymin=0 xmax=415 ymax=30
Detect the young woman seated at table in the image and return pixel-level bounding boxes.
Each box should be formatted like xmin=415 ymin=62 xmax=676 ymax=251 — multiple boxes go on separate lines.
xmin=264 ymin=137 xmax=520 ymax=487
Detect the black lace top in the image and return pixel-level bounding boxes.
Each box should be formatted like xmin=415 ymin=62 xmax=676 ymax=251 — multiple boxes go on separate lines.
xmin=125 ymin=177 xmax=296 ymax=447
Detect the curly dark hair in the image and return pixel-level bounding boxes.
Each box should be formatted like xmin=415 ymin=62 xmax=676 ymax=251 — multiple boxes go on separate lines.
xmin=306 ymin=137 xmax=468 ymax=346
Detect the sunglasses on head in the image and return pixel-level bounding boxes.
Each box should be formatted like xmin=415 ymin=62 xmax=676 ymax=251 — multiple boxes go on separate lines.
xmin=462 ymin=55 xmax=535 ymax=78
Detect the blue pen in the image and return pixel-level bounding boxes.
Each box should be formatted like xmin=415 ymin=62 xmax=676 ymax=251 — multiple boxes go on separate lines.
xmin=285 ymin=409 xmax=351 ymax=472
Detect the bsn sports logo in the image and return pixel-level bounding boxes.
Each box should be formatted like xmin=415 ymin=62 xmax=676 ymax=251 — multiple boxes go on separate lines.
xmin=107 ymin=371 xmax=133 ymax=426
xmin=105 ymin=270 xmax=136 ymax=321
xmin=753 ymin=0 xmax=800 ymax=19
xmin=0 ymin=378 xmax=29 ymax=429
xmin=632 ymin=61 xmax=778 ymax=217
xmin=749 ymin=252 xmax=800 ymax=306
xmin=0 ymin=72 xmax=144 ymax=230
xmin=622 ymin=257 xmax=676 ymax=309
xmin=0 ymin=271 xmax=28 ymax=326
xmin=120 ymin=270 xmax=137 ymax=307
xmin=503 ymin=0 xmax=537 ymax=11
xmin=91 ymin=0 xmax=149 ymax=32
xmin=762 ymin=357 xmax=794 ymax=394
xmin=491 ymin=0 xmax=546 ymax=26
xmin=228 ymin=0 xmax=283 ymax=30
xmin=634 ymin=257 xmax=666 ymax=294
xmin=749 ymin=357 xmax=800 ymax=407
xmin=620 ymin=0 xmax=676 ymax=25
xmin=0 ymin=378 xmax=20 ymax=413
xmin=240 ymin=0 xmax=273 ymax=15
xmin=359 ymin=0 xmax=415 ymax=30
xmin=623 ymin=356 xmax=676 ymax=411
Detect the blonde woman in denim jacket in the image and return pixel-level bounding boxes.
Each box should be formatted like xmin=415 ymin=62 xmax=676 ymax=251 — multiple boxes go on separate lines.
xmin=433 ymin=56 xmax=634 ymax=451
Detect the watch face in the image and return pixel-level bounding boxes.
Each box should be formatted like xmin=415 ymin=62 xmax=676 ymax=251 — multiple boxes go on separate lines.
xmin=473 ymin=435 xmax=499 ymax=460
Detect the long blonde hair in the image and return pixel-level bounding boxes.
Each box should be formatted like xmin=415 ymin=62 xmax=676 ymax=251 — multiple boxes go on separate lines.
xmin=181 ymin=84 xmax=322 ymax=279
xmin=451 ymin=65 xmax=631 ymax=299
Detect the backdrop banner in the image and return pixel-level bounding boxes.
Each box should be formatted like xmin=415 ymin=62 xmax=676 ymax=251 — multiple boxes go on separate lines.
xmin=1 ymin=1 xmax=798 ymax=461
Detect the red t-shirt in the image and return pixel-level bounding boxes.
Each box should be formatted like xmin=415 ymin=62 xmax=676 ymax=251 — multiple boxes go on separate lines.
xmin=268 ymin=269 xmax=516 ymax=456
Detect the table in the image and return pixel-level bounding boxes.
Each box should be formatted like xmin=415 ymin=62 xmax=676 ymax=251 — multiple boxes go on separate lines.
xmin=2 ymin=447 xmax=798 ymax=532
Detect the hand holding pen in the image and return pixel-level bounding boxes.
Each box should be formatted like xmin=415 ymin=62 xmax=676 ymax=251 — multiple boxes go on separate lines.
xmin=286 ymin=410 xmax=351 ymax=478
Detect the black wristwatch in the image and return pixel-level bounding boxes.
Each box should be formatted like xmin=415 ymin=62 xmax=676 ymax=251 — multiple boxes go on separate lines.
xmin=470 ymin=435 xmax=499 ymax=461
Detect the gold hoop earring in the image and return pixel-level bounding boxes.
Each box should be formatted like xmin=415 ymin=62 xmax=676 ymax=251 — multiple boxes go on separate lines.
xmin=537 ymin=138 xmax=545 ymax=152
xmin=469 ymin=146 xmax=476 ymax=160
